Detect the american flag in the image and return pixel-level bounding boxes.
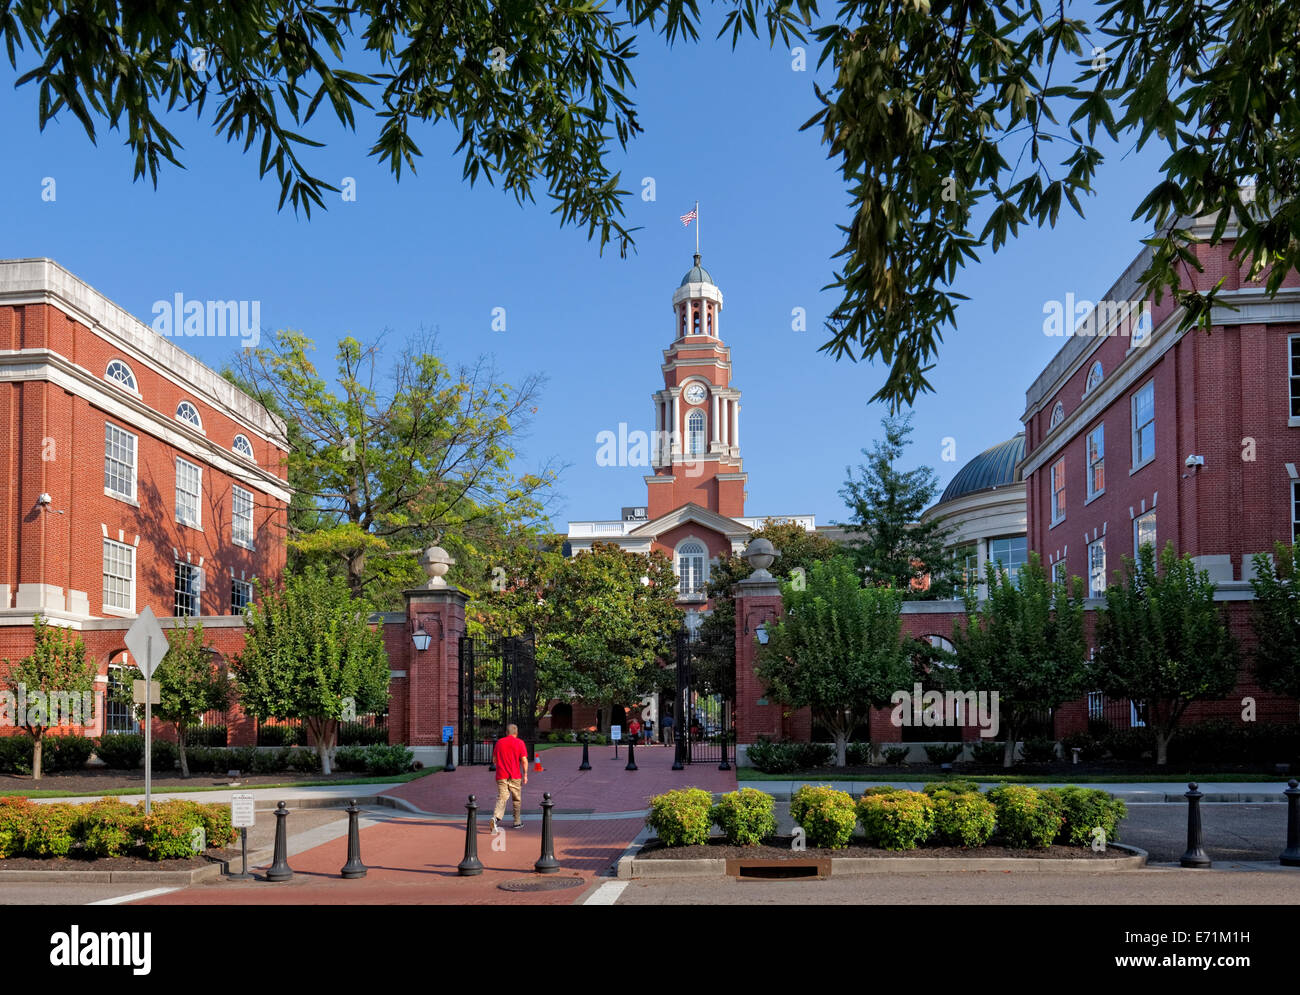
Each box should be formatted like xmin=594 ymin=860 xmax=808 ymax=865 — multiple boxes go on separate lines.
xmin=679 ymin=208 xmax=698 ymax=226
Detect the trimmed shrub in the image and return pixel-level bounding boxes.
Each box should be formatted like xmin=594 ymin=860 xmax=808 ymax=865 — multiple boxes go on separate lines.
xmin=846 ymin=742 xmax=874 ymax=765
xmin=1019 ymin=738 xmax=1058 ymax=764
xmin=1100 ymin=728 xmax=1155 ymax=763
xmin=798 ymin=743 xmax=835 ymax=768
xmin=76 ymin=799 xmax=141 ymax=858
xmin=1060 ymin=731 xmax=1095 ymax=760
xmin=922 ymin=779 xmax=983 ymax=796
xmin=860 ymin=785 xmax=907 ymax=797
xmin=0 ymin=735 xmax=33 ymax=774
xmin=227 ymin=747 xmax=258 ymax=773
xmin=745 ymin=738 xmax=800 ymax=774
xmin=338 ymin=722 xmax=389 ymax=746
xmin=987 ymin=784 xmax=1064 ymax=849
xmin=1054 ymin=786 xmax=1127 ymax=847
xmin=283 ymin=747 xmax=322 ymax=773
xmin=970 ymin=741 xmax=1005 ymax=765
xmin=151 ymin=739 xmax=178 ymax=772
xmin=929 ymin=790 xmax=997 ymax=847
xmin=0 ymin=796 xmax=35 ymax=857
xmin=23 ymin=804 xmax=79 ymax=857
xmin=334 ymin=746 xmax=367 ymax=773
xmin=167 ymin=800 xmax=236 ymax=847
xmin=183 ymin=725 xmax=228 ymax=748
xmin=924 ymin=743 xmax=963 ymax=764
xmin=95 ymin=734 xmax=145 ymax=770
xmin=790 ymin=784 xmax=857 ymax=849
xmin=138 ymin=800 xmax=206 ymax=860
xmin=43 ymin=735 xmax=95 ymax=773
xmin=646 ymin=789 xmax=714 ymax=847
xmin=857 ymin=790 xmax=936 ymax=850
xmin=881 ymin=746 xmax=910 ymax=765
xmin=258 ymin=724 xmax=306 ymax=747
xmin=709 ymin=788 xmax=777 ymax=846
xmin=362 ymin=745 xmax=414 ymax=776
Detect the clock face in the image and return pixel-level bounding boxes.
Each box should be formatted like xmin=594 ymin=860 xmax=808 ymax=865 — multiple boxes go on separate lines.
xmin=684 ymin=383 xmax=707 ymax=405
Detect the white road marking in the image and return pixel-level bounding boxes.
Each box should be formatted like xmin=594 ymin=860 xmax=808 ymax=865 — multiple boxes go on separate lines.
xmin=87 ymin=887 xmax=180 ymax=906
xmin=584 ymin=881 xmax=628 ymax=905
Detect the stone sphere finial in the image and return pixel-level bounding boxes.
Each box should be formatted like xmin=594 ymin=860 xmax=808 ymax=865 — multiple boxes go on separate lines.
xmin=743 ymin=537 xmax=776 ymax=578
xmin=419 ymin=546 xmax=455 ymax=588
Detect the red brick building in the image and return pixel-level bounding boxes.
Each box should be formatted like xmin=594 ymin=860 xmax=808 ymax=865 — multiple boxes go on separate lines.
xmin=0 ymin=258 xmax=290 ymax=739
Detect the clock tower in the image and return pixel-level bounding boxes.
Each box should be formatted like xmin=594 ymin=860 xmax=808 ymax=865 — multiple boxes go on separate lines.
xmin=645 ymin=254 xmax=747 ymax=520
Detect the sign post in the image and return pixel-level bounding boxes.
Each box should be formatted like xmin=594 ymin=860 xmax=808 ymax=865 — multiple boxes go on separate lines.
xmin=611 ymin=724 xmax=622 ymax=759
xmin=124 ymin=607 xmax=168 ymax=815
xmin=229 ymin=793 xmax=256 ymax=879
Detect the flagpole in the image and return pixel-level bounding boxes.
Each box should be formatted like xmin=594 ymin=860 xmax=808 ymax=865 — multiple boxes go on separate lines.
xmin=695 ymin=200 xmax=700 ymax=256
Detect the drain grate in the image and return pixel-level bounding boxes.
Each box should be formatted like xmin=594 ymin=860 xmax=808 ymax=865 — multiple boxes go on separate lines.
xmin=498 ymin=876 xmax=586 ymax=892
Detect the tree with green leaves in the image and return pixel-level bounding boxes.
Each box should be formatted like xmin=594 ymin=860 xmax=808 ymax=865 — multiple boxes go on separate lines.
xmin=232 ymin=569 xmax=390 ymax=774
xmin=1249 ymin=542 xmax=1300 ymax=703
xmin=1 ymin=615 xmax=96 ymax=780
xmin=231 ymin=330 xmax=559 ymax=609
xmin=839 ymin=413 xmax=959 ymax=598
xmin=1091 ymin=542 xmax=1239 ymax=766
xmin=951 ymin=553 xmax=1087 ymax=767
xmin=694 ymin=520 xmax=840 ymax=699
xmin=7 ymin=2 xmax=1294 ymax=408
xmin=755 ymin=556 xmax=911 ymax=766
xmin=477 ymin=541 xmax=681 ymax=723
xmin=150 ymin=619 xmax=232 ymax=779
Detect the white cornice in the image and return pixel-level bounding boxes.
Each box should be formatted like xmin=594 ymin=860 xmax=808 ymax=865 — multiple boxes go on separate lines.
xmin=0 ymin=350 xmax=292 ymax=503
xmin=0 ymin=258 xmax=287 ymax=446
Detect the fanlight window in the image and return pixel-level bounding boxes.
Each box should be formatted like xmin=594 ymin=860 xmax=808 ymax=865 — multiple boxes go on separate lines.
xmin=105 ymin=359 xmax=137 ymax=391
xmin=676 ymin=541 xmax=707 ymax=595
xmin=1084 ymin=361 xmax=1103 ymax=394
xmin=687 ymin=410 xmax=705 ymax=455
xmin=1049 ymin=402 xmax=1064 ymax=429
xmin=176 ymin=401 xmax=202 ymax=430
xmin=232 ymin=434 xmax=255 ymax=459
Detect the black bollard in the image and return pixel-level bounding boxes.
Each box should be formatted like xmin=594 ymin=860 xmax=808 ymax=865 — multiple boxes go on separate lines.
xmin=340 ymin=799 xmax=367 ymax=879
xmin=579 ymin=733 xmax=592 ymax=771
xmin=1180 ymin=782 xmax=1211 ymax=868
xmin=457 ymin=794 xmax=484 ymax=876
xmin=534 ymin=792 xmax=560 ymax=874
xmin=718 ymin=705 xmax=731 ymax=771
xmin=1281 ymin=779 xmax=1300 ymax=867
xmin=266 ymin=801 xmax=294 ymax=882
xmin=625 ymin=735 xmax=638 ymax=771
xmin=444 ymin=734 xmax=456 ymax=772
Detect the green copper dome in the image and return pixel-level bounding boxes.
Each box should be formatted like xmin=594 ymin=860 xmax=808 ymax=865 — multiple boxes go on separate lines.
xmin=680 ymin=253 xmax=714 ymax=286
xmin=938 ymin=433 xmax=1025 ymax=503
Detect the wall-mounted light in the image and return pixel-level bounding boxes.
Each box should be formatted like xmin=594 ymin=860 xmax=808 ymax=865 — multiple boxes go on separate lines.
xmin=411 ymin=623 xmax=432 ymax=652
xmin=755 ymin=621 xmax=769 ymax=645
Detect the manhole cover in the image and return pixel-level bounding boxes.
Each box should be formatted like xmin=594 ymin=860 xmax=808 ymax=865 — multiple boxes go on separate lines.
xmin=497 ymin=876 xmax=586 ymax=892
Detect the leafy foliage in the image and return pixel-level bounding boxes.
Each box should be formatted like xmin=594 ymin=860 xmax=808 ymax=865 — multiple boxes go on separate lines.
xmin=928 ymin=789 xmax=997 ymax=848
xmin=1054 ymin=786 xmax=1127 ymax=847
xmin=2 ymin=614 xmax=96 ymax=779
xmin=95 ymin=734 xmax=145 ymax=770
xmin=987 ymin=784 xmax=1064 ymax=849
xmin=857 ymin=789 xmax=937 ymax=850
xmin=646 ymin=788 xmax=714 ymax=848
xmin=790 ymin=784 xmax=857 ymax=849
xmin=1250 ymin=543 xmax=1300 ymax=699
xmin=709 ymin=787 xmax=777 ymax=846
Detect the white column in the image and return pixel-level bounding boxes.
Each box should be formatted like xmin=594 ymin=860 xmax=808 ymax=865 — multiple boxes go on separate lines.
xmin=711 ymin=392 xmax=720 ymax=445
xmin=734 ymin=403 xmax=740 ymax=451
xmin=721 ymin=398 xmax=729 ymax=448
xmin=672 ymin=393 xmax=681 ymax=456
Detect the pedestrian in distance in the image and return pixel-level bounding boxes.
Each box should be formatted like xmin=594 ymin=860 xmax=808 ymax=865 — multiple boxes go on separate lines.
xmin=663 ymin=713 xmax=674 ymax=747
xmin=628 ymin=715 xmax=641 ymax=746
xmin=644 ymin=717 xmax=654 ymax=746
xmin=489 ymin=723 xmax=529 ymax=833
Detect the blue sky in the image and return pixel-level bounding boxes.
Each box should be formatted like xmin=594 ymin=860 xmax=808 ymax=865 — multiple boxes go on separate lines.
xmin=0 ymin=14 xmax=1167 ymax=529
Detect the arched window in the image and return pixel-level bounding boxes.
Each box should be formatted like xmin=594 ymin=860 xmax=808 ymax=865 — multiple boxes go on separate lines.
xmin=105 ymin=359 xmax=137 ymax=392
xmin=679 ymin=307 xmax=687 ymax=337
xmin=176 ymin=401 xmax=202 ymax=430
xmin=687 ymin=409 xmax=705 ymax=455
xmin=705 ymin=306 xmax=713 ymax=336
xmin=676 ymin=540 xmax=707 ymax=597
xmin=691 ymin=303 xmax=701 ymax=336
xmin=1049 ymin=401 xmax=1064 ymax=429
xmin=232 ymin=434 xmax=255 ymax=460
xmin=1084 ymin=361 xmax=1103 ymax=395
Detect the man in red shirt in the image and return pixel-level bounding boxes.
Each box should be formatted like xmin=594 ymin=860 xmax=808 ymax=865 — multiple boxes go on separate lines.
xmin=490 ymin=723 xmax=529 ymax=833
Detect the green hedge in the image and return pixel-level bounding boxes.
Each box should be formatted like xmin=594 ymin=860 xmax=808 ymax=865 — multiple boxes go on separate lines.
xmin=857 ymin=790 xmax=937 ymax=850
xmin=334 ymin=744 xmax=414 ymax=775
xmin=646 ymin=789 xmax=713 ymax=847
xmin=709 ymin=788 xmax=777 ymax=846
xmin=95 ymin=734 xmax=145 ymax=770
xmin=790 ymin=784 xmax=857 ymax=849
xmin=987 ymin=784 xmax=1065 ymax=848
xmin=0 ymin=795 xmax=232 ymax=861
xmin=746 ymin=737 xmax=835 ymax=773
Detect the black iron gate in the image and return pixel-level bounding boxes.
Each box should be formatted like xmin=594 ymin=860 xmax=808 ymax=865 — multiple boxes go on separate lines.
xmin=457 ymin=631 xmax=538 ymax=766
xmin=671 ymin=627 xmax=733 ymax=769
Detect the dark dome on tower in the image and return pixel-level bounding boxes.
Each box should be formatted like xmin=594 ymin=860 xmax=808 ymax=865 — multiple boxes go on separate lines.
xmin=938 ymin=433 xmax=1025 ymax=504
xmin=680 ymin=253 xmax=715 ymax=287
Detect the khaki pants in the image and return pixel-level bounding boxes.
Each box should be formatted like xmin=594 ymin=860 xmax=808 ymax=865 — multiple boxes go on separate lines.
xmin=494 ymin=778 xmax=522 ymax=822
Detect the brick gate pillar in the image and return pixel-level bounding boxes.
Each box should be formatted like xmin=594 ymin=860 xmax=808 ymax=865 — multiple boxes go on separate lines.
xmin=733 ymin=538 xmax=785 ymax=756
xmin=403 ymin=546 xmax=467 ymax=766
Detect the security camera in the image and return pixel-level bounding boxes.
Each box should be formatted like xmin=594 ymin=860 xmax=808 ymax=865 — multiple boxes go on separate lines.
xmin=37 ymin=493 xmax=52 ymax=505
xmin=1185 ymin=455 xmax=1205 ymax=468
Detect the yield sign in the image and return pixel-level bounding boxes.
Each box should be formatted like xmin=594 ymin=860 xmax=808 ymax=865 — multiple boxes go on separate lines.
xmin=124 ymin=606 xmax=168 ymax=680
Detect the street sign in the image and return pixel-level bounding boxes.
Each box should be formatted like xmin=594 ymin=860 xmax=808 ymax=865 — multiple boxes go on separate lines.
xmin=610 ymin=725 xmax=622 ymax=741
xmin=441 ymin=725 xmax=454 ymax=743
xmin=124 ymin=606 xmax=167 ymax=679
xmin=131 ymin=680 xmax=161 ymax=705
xmin=231 ymin=793 xmax=256 ymax=829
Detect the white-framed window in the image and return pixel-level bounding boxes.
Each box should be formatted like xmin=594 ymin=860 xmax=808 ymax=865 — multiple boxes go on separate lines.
xmin=1052 ymin=559 xmax=1068 ymax=586
xmin=1290 ymin=335 xmax=1300 ymax=419
xmin=176 ymin=458 xmax=202 ymax=528
xmin=1132 ymin=380 xmax=1155 ymax=467
xmin=104 ymin=359 xmax=137 ymax=392
xmin=988 ymin=535 xmax=1028 ymax=584
xmin=232 ymin=434 xmax=255 ymax=460
xmin=231 ymin=578 xmax=253 ymax=615
xmin=1130 ymin=700 xmax=1148 ymax=727
xmin=174 ymin=561 xmax=203 ymax=617
xmin=105 ymin=663 xmax=138 ymax=734
xmin=687 ymin=409 xmax=705 ymax=456
xmin=102 ymin=539 xmax=135 ymax=613
xmin=1051 ymin=458 xmax=1066 ymax=524
xmin=1086 ymin=424 xmax=1105 ymax=499
xmin=104 ymin=423 xmax=137 ymax=500
xmin=1088 ymin=536 xmax=1107 ymax=598
xmin=1134 ymin=510 xmax=1156 ymax=557
xmin=675 ymin=540 xmax=707 ymax=597
xmin=176 ymin=400 xmax=203 ymax=430
xmin=232 ymin=486 xmax=254 ymax=548
xmin=1084 ymin=360 xmax=1103 ymax=394
xmin=1293 ymin=481 xmax=1300 ymax=544
xmin=1049 ymin=402 xmax=1064 ymax=429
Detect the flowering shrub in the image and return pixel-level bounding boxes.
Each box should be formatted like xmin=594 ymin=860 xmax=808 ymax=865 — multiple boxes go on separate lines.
xmin=790 ymin=785 xmax=857 ymax=849
xmin=709 ymin=788 xmax=776 ymax=846
xmin=1054 ymin=786 xmax=1127 ymax=846
xmin=76 ymin=799 xmax=141 ymax=858
xmin=857 ymin=790 xmax=936 ymax=850
xmin=23 ymin=804 xmax=79 ymax=857
xmin=987 ymin=784 xmax=1064 ymax=849
xmin=139 ymin=800 xmax=207 ymax=860
xmin=646 ymin=789 xmax=714 ymax=847
xmin=928 ymin=790 xmax=997 ymax=847
xmin=0 ymin=796 xmax=35 ymax=857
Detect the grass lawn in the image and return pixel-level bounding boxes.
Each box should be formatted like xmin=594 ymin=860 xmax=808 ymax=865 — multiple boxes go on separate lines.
xmin=736 ymin=768 xmax=1289 ymax=784
xmin=2 ymin=766 xmax=438 ymax=799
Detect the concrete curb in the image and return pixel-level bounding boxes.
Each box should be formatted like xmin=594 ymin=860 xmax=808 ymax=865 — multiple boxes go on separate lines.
xmin=0 ymin=862 xmax=227 ymax=885
xmin=617 ymin=842 xmax=1148 ymax=879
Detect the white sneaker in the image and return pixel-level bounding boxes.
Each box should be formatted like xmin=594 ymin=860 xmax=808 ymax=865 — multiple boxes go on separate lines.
xmin=489 ymin=816 xmax=498 ymax=833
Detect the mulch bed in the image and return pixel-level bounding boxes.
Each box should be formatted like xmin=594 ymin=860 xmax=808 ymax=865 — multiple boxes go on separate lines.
xmin=638 ymin=837 xmax=1117 ymax=860
xmin=0 ymin=848 xmax=237 ymax=872
xmin=0 ymin=769 xmax=389 ymax=794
